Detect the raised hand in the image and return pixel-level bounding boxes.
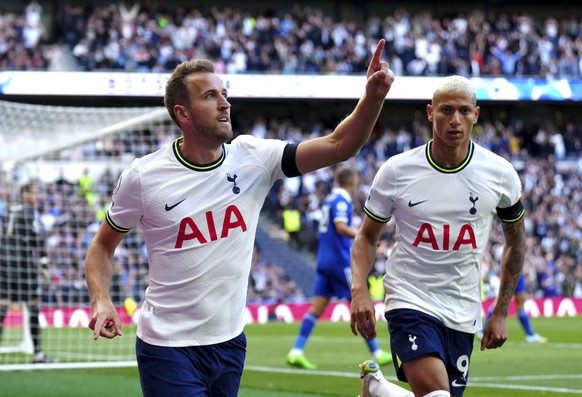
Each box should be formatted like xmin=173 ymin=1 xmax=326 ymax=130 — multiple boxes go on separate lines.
xmin=366 ymin=39 xmax=395 ymax=100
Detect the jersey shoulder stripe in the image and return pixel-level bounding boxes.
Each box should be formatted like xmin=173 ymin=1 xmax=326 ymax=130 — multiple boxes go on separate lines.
xmin=363 ymin=206 xmax=391 ymax=223
xmin=106 ymin=211 xmax=131 ymax=233
xmin=497 ymin=200 xmax=525 ymax=223
xmin=500 ymin=208 xmax=525 ymax=223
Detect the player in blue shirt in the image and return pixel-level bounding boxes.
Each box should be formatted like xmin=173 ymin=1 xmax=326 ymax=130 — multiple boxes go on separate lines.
xmin=287 ymin=167 xmax=392 ymax=369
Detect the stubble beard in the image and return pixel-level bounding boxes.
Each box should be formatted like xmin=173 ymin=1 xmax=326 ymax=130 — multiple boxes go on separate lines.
xmin=197 ymin=121 xmax=233 ymax=145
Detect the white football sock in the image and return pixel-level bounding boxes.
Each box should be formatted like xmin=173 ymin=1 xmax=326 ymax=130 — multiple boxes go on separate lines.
xmin=422 ymin=391 xmax=450 ymax=397
xmin=366 ymin=372 xmax=414 ymax=397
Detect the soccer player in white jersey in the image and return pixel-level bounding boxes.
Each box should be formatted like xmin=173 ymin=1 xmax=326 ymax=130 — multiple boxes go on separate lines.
xmin=350 ymin=75 xmax=526 ymax=397
xmin=85 ymin=39 xmax=394 ymax=397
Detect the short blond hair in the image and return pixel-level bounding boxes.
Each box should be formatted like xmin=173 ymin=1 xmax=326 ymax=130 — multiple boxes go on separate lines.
xmin=432 ymin=75 xmax=477 ymax=105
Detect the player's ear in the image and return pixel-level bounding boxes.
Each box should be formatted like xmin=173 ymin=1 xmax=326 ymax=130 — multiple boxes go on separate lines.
xmin=174 ymin=105 xmax=189 ymax=121
xmin=473 ymin=106 xmax=480 ymax=124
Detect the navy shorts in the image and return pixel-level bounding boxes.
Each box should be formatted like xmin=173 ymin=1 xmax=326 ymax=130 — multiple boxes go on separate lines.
xmin=385 ymin=309 xmax=474 ymax=397
xmin=313 ymin=267 xmax=351 ymax=299
xmin=136 ymin=332 xmax=246 ymax=397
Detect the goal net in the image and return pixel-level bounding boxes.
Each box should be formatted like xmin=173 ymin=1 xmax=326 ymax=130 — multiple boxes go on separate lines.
xmin=0 ymin=99 xmax=176 ymax=370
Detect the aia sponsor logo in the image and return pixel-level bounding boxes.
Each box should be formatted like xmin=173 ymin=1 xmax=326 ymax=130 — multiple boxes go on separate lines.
xmin=174 ymin=205 xmax=247 ymax=248
xmin=412 ymin=223 xmax=476 ymax=250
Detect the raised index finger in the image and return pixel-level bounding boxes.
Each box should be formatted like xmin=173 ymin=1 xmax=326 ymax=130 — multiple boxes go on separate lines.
xmin=369 ymin=39 xmax=386 ymax=69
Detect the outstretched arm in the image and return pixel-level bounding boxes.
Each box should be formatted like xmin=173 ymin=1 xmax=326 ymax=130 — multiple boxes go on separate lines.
xmin=481 ymin=217 xmax=526 ymax=351
xmin=350 ymin=216 xmax=385 ymax=339
xmin=86 ymin=220 xmax=126 ymax=340
xmin=295 ymin=39 xmax=395 ymax=174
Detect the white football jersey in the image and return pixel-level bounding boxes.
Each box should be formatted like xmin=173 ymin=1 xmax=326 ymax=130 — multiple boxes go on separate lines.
xmin=364 ymin=141 xmax=523 ymax=333
xmin=107 ymin=134 xmax=287 ymax=346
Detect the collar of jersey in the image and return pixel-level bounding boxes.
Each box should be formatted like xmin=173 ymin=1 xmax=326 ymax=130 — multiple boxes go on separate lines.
xmin=425 ymin=140 xmax=474 ymax=173
xmin=172 ymin=137 xmax=226 ymax=171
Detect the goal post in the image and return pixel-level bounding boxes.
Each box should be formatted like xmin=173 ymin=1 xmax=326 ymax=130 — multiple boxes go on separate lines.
xmin=0 ymin=99 xmax=176 ymax=369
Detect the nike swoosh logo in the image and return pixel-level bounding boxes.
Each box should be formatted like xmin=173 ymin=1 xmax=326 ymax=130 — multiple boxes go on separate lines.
xmin=408 ymin=200 xmax=427 ymax=207
xmin=451 ymin=379 xmax=467 ymax=387
xmin=165 ymin=198 xmax=186 ymax=211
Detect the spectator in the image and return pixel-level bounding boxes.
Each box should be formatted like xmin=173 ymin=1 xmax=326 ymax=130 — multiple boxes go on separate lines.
xmin=5 ymin=2 xmax=582 ymax=79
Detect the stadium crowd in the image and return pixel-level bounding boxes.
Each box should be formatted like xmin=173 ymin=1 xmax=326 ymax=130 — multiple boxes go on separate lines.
xmin=1 ymin=1 xmax=582 ymax=78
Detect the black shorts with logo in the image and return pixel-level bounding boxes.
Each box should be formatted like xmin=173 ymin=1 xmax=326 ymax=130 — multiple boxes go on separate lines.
xmin=385 ymin=308 xmax=474 ymax=397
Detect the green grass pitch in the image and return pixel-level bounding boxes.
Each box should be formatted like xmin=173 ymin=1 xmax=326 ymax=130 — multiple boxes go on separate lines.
xmin=1 ymin=316 xmax=581 ymax=396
